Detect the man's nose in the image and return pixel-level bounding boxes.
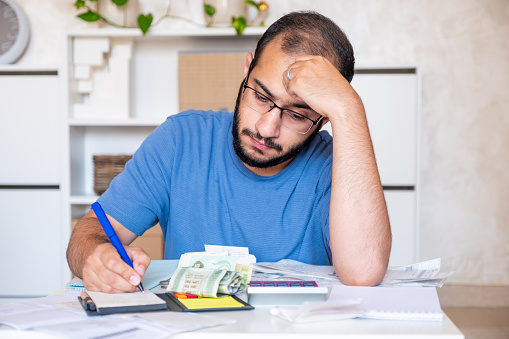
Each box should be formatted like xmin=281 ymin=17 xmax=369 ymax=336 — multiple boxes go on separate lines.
xmin=255 ymin=108 xmax=283 ymax=139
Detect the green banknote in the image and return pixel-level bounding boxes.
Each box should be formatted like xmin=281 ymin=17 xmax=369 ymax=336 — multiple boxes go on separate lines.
xmin=217 ymin=270 xmax=247 ymax=295
xmin=167 ymin=267 xmax=227 ymax=297
xmin=188 ymin=255 xmax=236 ymax=270
xmin=167 ymin=267 xmax=249 ymax=297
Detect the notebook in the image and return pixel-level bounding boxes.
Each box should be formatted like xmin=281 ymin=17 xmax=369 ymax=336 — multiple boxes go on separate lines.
xmin=328 ymin=285 xmax=443 ymax=321
xmin=79 ymin=290 xmax=168 ymax=315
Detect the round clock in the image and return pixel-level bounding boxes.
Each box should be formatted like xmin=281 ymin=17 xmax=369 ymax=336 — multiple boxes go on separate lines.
xmin=0 ymin=0 xmax=30 ymax=64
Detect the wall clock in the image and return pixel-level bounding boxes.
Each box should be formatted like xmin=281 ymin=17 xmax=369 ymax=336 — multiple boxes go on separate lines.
xmin=0 ymin=0 xmax=30 ymax=64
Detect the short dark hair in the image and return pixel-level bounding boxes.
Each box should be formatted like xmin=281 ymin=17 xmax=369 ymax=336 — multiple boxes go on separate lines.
xmin=252 ymin=11 xmax=355 ymax=83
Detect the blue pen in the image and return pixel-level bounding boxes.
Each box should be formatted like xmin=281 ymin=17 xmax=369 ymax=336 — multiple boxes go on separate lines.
xmin=91 ymin=202 xmax=145 ymax=293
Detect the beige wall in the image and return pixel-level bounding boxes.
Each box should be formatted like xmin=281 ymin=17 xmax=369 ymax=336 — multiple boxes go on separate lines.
xmin=13 ymin=0 xmax=509 ymax=285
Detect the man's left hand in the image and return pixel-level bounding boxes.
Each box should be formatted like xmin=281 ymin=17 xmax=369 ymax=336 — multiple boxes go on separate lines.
xmin=282 ymin=55 xmax=362 ymax=121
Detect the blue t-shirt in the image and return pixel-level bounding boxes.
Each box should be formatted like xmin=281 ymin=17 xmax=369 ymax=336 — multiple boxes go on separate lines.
xmin=98 ymin=110 xmax=334 ymax=264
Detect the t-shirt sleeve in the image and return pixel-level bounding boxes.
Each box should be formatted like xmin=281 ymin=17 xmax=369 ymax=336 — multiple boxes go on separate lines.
xmin=97 ymin=118 xmax=175 ymax=236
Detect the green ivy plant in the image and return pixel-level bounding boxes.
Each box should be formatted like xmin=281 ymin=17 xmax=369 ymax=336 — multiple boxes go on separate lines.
xmin=74 ymin=0 xmax=154 ymax=35
xmin=205 ymin=0 xmax=267 ymax=35
xmin=74 ymin=0 xmax=267 ymax=36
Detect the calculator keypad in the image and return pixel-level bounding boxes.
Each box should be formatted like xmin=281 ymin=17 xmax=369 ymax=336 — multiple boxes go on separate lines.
xmin=248 ymin=281 xmax=318 ymax=287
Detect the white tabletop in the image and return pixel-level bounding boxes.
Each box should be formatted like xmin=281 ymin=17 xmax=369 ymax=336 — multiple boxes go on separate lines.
xmin=2 ymin=260 xmax=464 ymax=339
xmin=145 ymin=259 xmax=464 ymax=339
xmin=170 ymin=305 xmax=463 ymax=339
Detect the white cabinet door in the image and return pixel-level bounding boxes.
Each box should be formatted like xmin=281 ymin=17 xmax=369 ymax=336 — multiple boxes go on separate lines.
xmin=385 ymin=190 xmax=416 ymax=266
xmin=321 ymin=72 xmax=417 ymax=186
xmin=0 ymin=74 xmax=60 ymax=185
xmin=353 ymin=73 xmax=417 ymax=186
xmin=0 ymin=189 xmax=63 ymax=296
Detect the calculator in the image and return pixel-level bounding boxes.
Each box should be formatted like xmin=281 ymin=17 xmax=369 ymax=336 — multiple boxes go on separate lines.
xmin=247 ymin=281 xmax=329 ymax=305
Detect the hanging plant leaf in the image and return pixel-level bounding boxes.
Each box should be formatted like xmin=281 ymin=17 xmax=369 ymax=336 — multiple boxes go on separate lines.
xmin=112 ymin=0 xmax=129 ymax=6
xmin=244 ymin=0 xmax=259 ymax=10
xmin=232 ymin=16 xmax=246 ymax=36
xmin=137 ymin=13 xmax=153 ymax=35
xmin=77 ymin=10 xmax=102 ymax=22
xmin=204 ymin=4 xmax=216 ymax=17
xmin=74 ymin=0 xmax=85 ymax=9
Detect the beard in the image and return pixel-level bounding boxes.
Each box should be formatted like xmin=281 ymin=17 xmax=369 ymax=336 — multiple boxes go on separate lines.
xmin=231 ymin=83 xmax=321 ymax=169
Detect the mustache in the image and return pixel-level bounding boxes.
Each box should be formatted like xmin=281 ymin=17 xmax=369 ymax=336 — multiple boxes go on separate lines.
xmin=241 ymin=128 xmax=283 ymax=153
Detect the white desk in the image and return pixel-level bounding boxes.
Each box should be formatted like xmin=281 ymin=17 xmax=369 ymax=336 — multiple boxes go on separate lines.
xmin=1 ymin=260 xmax=464 ymax=338
xmin=172 ymin=306 xmax=463 ymax=338
xmin=155 ymin=260 xmax=463 ymax=339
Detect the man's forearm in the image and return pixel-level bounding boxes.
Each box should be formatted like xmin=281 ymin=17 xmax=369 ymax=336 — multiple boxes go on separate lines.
xmin=328 ymin=101 xmax=392 ymax=286
xmin=66 ymin=212 xmax=110 ymax=278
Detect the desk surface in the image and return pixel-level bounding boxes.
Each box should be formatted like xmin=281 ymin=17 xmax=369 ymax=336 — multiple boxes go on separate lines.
xmin=171 ymin=307 xmax=463 ymax=338
xmin=149 ymin=260 xmax=464 ymax=339
xmin=4 ymin=260 xmax=464 ymax=339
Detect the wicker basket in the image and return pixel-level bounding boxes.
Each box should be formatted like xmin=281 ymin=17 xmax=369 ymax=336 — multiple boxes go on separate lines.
xmin=93 ymin=155 xmax=132 ymax=195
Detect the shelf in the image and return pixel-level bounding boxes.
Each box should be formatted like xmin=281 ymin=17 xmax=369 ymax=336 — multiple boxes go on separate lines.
xmin=69 ymin=119 xmax=165 ymax=127
xmin=66 ymin=26 xmax=267 ymax=38
xmin=70 ymin=195 xmax=98 ymax=205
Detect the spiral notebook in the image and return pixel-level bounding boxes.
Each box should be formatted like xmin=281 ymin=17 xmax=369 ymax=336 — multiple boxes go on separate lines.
xmin=329 ymin=286 xmax=443 ymax=321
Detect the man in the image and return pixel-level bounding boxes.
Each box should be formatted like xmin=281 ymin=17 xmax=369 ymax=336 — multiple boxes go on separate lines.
xmin=67 ymin=11 xmax=391 ymax=293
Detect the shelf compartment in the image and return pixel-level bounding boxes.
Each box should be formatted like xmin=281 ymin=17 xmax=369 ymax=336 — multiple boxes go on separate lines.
xmin=69 ymin=126 xmax=156 ymax=197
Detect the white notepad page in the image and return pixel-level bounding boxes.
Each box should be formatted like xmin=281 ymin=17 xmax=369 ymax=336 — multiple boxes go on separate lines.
xmin=87 ymin=290 xmax=166 ymax=310
xmin=328 ymin=285 xmax=443 ymax=321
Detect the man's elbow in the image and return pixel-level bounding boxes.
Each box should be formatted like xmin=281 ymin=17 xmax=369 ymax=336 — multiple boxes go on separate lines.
xmin=334 ymin=263 xmax=387 ymax=286
xmin=338 ymin=273 xmax=383 ymax=286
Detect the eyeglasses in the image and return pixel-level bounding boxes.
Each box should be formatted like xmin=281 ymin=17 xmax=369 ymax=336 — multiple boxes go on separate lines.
xmin=241 ymin=65 xmax=324 ymax=134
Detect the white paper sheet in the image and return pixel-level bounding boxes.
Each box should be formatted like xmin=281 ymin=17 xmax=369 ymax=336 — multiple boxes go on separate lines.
xmin=205 ymin=244 xmax=257 ymax=264
xmin=0 ymin=289 xmax=234 ymax=338
xmin=86 ymin=290 xmax=166 ymax=310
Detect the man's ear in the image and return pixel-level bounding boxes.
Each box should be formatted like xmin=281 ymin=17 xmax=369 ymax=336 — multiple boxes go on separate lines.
xmin=244 ymin=52 xmax=254 ymax=77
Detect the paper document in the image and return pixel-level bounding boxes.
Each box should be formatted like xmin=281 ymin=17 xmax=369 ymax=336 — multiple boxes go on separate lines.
xmin=271 ymin=299 xmax=364 ymax=323
xmin=0 ymin=290 xmax=234 ymax=338
xmin=381 ymin=258 xmax=455 ymax=287
xmin=205 ymin=244 xmax=257 ymax=265
xmin=253 ymin=258 xmax=454 ymax=288
xmin=328 ymin=285 xmax=444 ymax=321
xmin=253 ymin=259 xmax=341 ymax=285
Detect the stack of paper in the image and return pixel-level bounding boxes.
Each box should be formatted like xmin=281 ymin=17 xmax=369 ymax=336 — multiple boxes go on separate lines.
xmin=252 ymin=259 xmax=340 ymax=285
xmin=253 ymin=258 xmax=454 ymax=288
xmin=328 ymin=285 xmax=444 ymax=321
xmin=269 ymin=285 xmax=444 ymax=323
xmin=380 ymin=258 xmax=455 ymax=287
xmin=0 ymin=291 xmax=233 ymax=338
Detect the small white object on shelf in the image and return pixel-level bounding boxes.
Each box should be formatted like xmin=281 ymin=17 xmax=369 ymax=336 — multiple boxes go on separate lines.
xmin=72 ymin=37 xmax=133 ymax=120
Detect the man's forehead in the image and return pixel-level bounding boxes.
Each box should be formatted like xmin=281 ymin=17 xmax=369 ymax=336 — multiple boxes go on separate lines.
xmin=255 ymin=38 xmax=296 ymax=70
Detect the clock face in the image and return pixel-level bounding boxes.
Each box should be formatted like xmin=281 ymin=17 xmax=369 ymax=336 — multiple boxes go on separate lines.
xmin=0 ymin=0 xmax=29 ymax=64
xmin=0 ymin=1 xmax=19 ymax=56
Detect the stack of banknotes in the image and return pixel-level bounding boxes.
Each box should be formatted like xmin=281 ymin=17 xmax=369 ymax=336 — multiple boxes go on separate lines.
xmin=166 ymin=246 xmax=255 ymax=298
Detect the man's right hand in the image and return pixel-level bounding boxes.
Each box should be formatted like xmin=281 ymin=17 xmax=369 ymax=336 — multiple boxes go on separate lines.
xmin=82 ymin=243 xmax=151 ymax=293
xmin=66 ymin=208 xmax=151 ymax=293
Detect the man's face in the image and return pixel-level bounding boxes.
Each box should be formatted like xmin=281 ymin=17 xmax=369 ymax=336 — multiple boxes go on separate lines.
xmin=232 ymin=42 xmax=321 ymax=176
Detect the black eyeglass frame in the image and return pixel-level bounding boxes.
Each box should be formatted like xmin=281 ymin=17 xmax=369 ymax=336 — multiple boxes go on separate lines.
xmin=242 ymin=60 xmax=324 ymax=134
